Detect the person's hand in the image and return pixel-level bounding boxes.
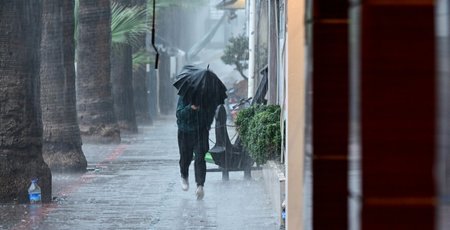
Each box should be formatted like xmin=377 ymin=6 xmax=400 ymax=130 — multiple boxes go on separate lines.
xmin=191 ymin=105 xmax=199 ymax=110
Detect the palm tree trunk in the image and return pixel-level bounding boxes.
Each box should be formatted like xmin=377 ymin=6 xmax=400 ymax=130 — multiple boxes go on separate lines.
xmin=133 ymin=61 xmax=153 ymax=123
xmin=40 ymin=0 xmax=87 ymax=172
xmin=77 ymin=0 xmax=121 ymax=143
xmin=132 ymin=0 xmax=153 ymax=124
xmin=111 ymin=0 xmax=138 ymax=133
xmin=0 ymin=0 xmax=52 ymax=203
xmin=158 ymin=51 xmax=176 ymax=115
xmin=111 ymin=44 xmax=138 ymax=133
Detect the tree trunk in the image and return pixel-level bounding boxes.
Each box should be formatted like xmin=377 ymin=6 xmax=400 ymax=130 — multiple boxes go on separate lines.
xmin=40 ymin=0 xmax=87 ymax=172
xmin=132 ymin=0 xmax=153 ymax=124
xmin=111 ymin=44 xmax=138 ymax=133
xmin=133 ymin=64 xmax=153 ymax=123
xmin=111 ymin=0 xmax=138 ymax=133
xmin=158 ymin=51 xmax=176 ymax=115
xmin=0 ymin=1 xmax=52 ymax=203
xmin=77 ymin=0 xmax=121 ymax=143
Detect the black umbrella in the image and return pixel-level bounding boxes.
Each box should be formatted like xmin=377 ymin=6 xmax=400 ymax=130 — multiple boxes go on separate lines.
xmin=173 ymin=65 xmax=227 ymax=109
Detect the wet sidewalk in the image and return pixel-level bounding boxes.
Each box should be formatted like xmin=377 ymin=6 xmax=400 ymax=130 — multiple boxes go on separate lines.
xmin=0 ymin=116 xmax=278 ymax=230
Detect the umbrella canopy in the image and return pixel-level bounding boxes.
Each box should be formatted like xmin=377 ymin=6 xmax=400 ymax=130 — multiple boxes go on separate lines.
xmin=173 ymin=65 xmax=227 ymax=109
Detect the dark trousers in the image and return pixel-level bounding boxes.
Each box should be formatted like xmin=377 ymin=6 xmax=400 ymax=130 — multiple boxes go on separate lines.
xmin=178 ymin=129 xmax=209 ymax=186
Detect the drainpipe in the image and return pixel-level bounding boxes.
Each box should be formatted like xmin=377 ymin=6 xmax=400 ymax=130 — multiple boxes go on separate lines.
xmin=248 ymin=0 xmax=256 ymax=98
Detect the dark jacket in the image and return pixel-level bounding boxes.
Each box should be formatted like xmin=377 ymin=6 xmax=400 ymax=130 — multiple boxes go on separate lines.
xmin=176 ymin=96 xmax=216 ymax=133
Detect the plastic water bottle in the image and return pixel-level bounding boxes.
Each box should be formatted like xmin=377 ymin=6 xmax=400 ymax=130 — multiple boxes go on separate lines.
xmin=28 ymin=179 xmax=41 ymax=203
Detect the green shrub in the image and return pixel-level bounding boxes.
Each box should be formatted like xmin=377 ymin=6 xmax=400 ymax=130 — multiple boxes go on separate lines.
xmin=235 ymin=104 xmax=281 ymax=165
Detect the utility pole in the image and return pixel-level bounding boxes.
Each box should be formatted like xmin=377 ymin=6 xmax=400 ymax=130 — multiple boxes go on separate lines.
xmin=247 ymin=0 xmax=256 ymax=98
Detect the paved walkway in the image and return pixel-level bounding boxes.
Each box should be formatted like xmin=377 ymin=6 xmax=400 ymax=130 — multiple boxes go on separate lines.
xmin=0 ymin=116 xmax=278 ymax=230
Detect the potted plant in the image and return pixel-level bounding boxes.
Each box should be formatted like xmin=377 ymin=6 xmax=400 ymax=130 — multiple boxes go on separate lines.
xmin=235 ymin=104 xmax=282 ymax=165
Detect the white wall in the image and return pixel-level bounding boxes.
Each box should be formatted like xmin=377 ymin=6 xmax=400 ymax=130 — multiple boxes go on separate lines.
xmin=285 ymin=0 xmax=306 ymax=229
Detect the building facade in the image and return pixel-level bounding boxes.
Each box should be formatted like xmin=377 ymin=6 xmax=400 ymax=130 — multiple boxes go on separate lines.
xmin=249 ymin=0 xmax=450 ymax=229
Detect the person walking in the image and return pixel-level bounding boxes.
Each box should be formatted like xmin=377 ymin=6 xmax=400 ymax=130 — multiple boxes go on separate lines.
xmin=176 ymin=96 xmax=216 ymax=200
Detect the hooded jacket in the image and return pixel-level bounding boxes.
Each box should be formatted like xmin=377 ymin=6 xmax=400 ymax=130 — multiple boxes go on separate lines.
xmin=176 ymin=96 xmax=216 ymax=133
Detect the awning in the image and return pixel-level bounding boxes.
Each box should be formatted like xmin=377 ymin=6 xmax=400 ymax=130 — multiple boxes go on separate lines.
xmin=216 ymin=0 xmax=245 ymax=10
